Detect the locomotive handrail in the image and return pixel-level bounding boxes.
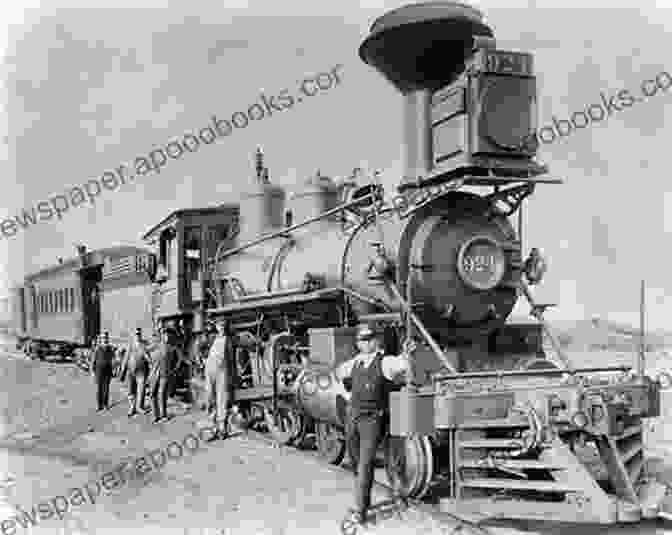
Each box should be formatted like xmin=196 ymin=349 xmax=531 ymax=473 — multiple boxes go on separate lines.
xmin=212 ymin=191 xmax=381 ymax=265
xmin=386 ymin=279 xmax=458 ymax=374
xmin=434 ymin=365 xmax=633 ymax=380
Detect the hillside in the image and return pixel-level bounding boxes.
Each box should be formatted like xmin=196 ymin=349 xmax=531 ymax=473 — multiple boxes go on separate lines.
xmin=509 ymin=316 xmax=672 ymax=352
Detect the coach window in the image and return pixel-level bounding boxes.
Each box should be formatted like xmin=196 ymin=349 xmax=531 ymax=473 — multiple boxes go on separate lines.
xmin=205 ymin=224 xmax=230 ymax=265
xmin=159 ymin=228 xmax=176 ymax=279
xmin=58 ymin=289 xmax=63 ymax=313
xmin=184 ymin=225 xmax=202 ymax=303
xmin=71 ymin=288 xmax=76 ymax=311
xmin=184 ymin=226 xmax=202 ymax=281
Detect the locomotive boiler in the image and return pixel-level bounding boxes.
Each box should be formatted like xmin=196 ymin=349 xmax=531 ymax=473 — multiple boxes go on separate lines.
xmin=204 ymin=1 xmax=670 ymax=524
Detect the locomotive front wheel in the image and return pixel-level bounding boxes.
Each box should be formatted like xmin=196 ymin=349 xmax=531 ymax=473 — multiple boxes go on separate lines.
xmin=384 ymin=435 xmax=434 ymax=499
xmin=316 ymin=422 xmax=345 ymax=465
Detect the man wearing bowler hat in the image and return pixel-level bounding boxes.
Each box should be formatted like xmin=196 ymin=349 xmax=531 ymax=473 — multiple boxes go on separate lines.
xmin=335 ymin=323 xmax=416 ymax=527
xmin=91 ymin=332 xmax=115 ymax=412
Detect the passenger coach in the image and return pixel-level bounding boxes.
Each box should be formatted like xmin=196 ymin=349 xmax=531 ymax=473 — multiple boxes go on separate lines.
xmin=14 ymin=245 xmax=154 ymax=359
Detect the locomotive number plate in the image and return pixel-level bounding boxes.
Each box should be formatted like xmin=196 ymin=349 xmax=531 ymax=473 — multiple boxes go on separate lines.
xmin=457 ymin=236 xmax=506 ymax=291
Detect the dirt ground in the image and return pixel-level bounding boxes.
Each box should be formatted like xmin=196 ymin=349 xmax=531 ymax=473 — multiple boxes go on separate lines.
xmin=0 ymin=343 xmax=671 ymax=535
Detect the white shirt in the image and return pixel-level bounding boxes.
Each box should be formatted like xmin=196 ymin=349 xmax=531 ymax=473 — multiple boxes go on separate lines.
xmin=336 ymin=350 xmax=411 ymax=382
xmin=206 ymin=335 xmax=230 ymax=371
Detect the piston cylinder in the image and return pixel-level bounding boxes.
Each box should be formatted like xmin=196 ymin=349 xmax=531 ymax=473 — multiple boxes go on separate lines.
xmin=295 ymin=368 xmax=351 ymax=428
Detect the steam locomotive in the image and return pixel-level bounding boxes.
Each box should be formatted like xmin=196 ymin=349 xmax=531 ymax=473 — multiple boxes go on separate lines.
xmin=192 ymin=2 xmax=668 ymax=523
xmin=7 ymin=1 xmax=670 ymax=524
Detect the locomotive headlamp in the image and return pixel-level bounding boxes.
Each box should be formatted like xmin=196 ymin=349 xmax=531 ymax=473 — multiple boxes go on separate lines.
xmin=456 ymin=235 xmax=506 ymax=291
xmin=524 ymin=248 xmax=547 ymax=285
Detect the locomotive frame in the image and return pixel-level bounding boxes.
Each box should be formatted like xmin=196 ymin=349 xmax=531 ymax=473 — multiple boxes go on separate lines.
xmin=179 ymin=2 xmax=669 ymax=524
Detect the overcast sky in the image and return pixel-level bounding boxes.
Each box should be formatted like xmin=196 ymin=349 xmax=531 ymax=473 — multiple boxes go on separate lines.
xmin=0 ymin=0 xmax=671 ymax=329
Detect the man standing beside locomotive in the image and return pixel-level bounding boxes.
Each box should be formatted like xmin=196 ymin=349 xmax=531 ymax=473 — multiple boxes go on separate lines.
xmin=149 ymin=327 xmax=181 ymax=424
xmin=120 ymin=328 xmax=151 ymax=418
xmin=204 ymin=319 xmax=234 ymax=440
xmin=335 ymin=324 xmax=416 ymax=527
xmin=91 ymin=332 xmax=115 ymax=412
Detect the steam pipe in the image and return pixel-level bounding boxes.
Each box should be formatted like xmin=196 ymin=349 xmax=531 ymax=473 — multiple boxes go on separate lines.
xmin=386 ymin=279 xmax=457 ymax=374
xmin=213 ymin=191 xmax=380 ymax=264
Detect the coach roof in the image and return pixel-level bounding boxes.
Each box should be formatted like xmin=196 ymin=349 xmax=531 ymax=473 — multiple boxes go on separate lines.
xmin=24 ymin=245 xmax=150 ymax=283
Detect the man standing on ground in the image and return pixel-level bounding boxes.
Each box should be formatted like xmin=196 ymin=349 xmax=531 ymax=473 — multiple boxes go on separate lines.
xmin=120 ymin=328 xmax=151 ymax=418
xmin=335 ymin=324 xmax=415 ymax=527
xmin=205 ymin=319 xmax=234 ymax=440
xmin=149 ymin=327 xmax=180 ymax=424
xmin=91 ymin=332 xmax=115 ymax=412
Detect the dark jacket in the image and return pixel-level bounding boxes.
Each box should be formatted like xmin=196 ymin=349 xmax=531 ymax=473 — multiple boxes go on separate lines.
xmin=93 ymin=344 xmax=115 ymax=372
xmin=150 ymin=342 xmax=180 ymax=380
xmin=120 ymin=343 xmax=149 ymax=380
xmin=350 ymin=354 xmax=393 ymax=417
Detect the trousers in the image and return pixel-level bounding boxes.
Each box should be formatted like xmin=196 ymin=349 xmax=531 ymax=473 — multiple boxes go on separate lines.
xmin=94 ymin=366 xmax=113 ymax=410
xmin=151 ymin=376 xmax=170 ymax=420
xmin=127 ymin=370 xmax=147 ymax=412
xmin=346 ymin=412 xmax=387 ymax=514
xmin=205 ymin=365 xmax=230 ymax=430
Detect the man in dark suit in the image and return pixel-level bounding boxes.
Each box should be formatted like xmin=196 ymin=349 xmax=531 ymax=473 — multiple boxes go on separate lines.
xmin=149 ymin=327 xmax=180 ymax=424
xmin=91 ymin=332 xmax=115 ymax=412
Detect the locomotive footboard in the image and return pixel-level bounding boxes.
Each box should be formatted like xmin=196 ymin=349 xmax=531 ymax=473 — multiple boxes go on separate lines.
xmin=389 ymin=367 xmax=670 ymax=524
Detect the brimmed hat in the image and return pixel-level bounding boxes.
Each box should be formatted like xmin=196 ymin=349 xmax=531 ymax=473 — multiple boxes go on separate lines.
xmin=356 ymin=324 xmax=376 ymax=341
